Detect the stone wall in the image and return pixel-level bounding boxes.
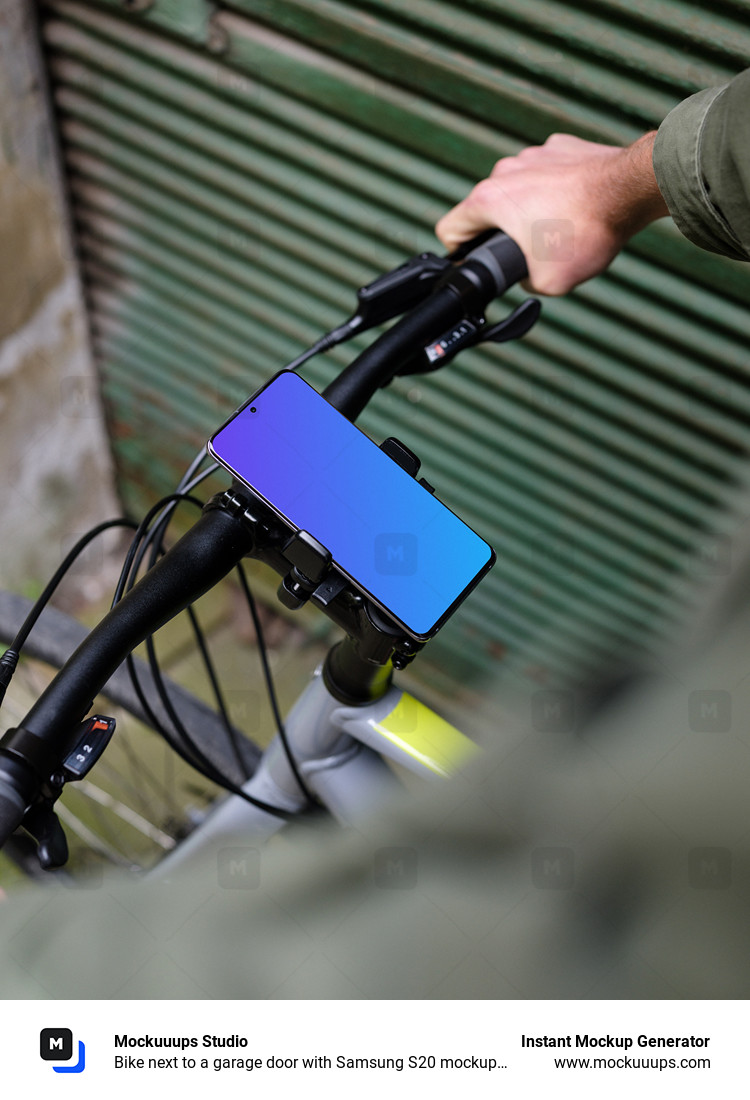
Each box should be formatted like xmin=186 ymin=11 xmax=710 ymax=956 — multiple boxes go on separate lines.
xmin=0 ymin=1 xmax=118 ymax=600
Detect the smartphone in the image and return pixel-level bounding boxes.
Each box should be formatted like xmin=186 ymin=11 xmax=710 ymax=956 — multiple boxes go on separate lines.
xmin=208 ymin=371 xmax=495 ymax=640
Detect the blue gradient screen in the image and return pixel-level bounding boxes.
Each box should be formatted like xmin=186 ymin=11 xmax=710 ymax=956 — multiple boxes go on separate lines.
xmin=209 ymin=372 xmax=494 ymax=638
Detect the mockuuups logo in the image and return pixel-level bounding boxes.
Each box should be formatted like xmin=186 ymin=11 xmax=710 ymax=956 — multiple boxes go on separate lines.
xmin=40 ymin=1029 xmax=86 ymax=1073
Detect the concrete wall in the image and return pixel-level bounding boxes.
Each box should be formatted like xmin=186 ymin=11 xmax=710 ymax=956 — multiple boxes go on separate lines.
xmin=0 ymin=0 xmax=118 ymax=600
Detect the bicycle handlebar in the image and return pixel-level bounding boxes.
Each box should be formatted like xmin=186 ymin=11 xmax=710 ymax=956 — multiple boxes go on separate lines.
xmin=0 ymin=507 xmax=256 ymax=835
xmin=0 ymin=229 xmax=528 ymax=850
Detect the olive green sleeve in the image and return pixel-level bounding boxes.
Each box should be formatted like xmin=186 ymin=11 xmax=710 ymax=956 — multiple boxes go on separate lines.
xmin=653 ymin=71 xmax=750 ymax=262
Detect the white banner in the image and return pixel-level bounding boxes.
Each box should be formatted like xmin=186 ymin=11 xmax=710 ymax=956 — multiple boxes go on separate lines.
xmin=7 ymin=999 xmax=738 ymax=1099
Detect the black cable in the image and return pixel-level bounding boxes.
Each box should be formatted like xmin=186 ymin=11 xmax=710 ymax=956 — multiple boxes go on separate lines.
xmin=178 ymin=447 xmax=211 ymax=490
xmin=130 ymin=468 xmax=315 ymax=809
xmin=123 ymin=494 xmax=205 ymax=597
xmin=115 ymin=465 xmax=219 ymax=605
xmin=111 ymin=493 xmax=204 ymax=609
xmin=137 ymin=489 xmax=252 ymax=783
xmin=109 ymin=444 xmax=319 ymax=814
xmin=283 ymin=341 xmax=331 ymax=373
xmin=132 ymin=453 xmax=217 ymax=574
xmin=111 ymin=494 xmax=237 ymax=771
xmin=142 ymin=631 xmax=294 ymax=819
xmin=114 ymin=490 xmax=295 ymax=819
xmin=0 ymin=518 xmax=139 ymax=707
xmin=183 ymin=602 xmax=249 ymax=781
xmin=235 ymin=563 xmax=315 ymax=806
xmin=122 ymin=644 xmax=290 ymax=819
xmin=282 ymin=318 xmax=365 ymax=374
xmin=13 ymin=518 xmax=138 ymax=652
xmin=18 ymin=486 xmax=252 ymax=803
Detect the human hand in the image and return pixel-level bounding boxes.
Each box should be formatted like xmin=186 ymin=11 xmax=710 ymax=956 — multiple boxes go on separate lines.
xmin=435 ymin=132 xmax=668 ymax=295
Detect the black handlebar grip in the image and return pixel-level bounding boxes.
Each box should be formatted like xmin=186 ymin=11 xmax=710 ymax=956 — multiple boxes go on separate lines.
xmin=460 ymin=230 xmax=528 ymax=296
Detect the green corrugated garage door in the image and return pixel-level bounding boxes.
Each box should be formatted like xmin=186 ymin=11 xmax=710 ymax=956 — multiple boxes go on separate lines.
xmin=38 ymin=0 xmax=750 ymax=698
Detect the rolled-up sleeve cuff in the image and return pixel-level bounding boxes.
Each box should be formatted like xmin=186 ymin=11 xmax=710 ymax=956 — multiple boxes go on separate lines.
xmin=653 ymin=85 xmax=750 ymax=261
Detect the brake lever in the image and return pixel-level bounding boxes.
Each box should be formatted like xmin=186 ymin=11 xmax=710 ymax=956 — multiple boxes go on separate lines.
xmin=18 ymin=801 xmax=68 ymax=870
xmin=349 ymin=229 xmax=523 ymax=334
xmin=338 ymin=252 xmax=450 ymax=338
xmin=483 ymin=297 xmax=541 ymax=343
xmin=318 ymin=230 xmax=527 ymax=361
xmin=15 ymin=714 xmax=117 ymax=869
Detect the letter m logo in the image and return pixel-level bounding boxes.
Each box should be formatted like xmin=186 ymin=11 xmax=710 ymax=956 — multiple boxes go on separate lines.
xmin=689 ymin=847 xmax=731 ymax=889
xmin=40 ymin=1029 xmax=73 ymax=1061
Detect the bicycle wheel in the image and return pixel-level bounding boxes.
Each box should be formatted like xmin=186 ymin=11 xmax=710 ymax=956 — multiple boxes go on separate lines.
xmin=0 ymin=589 xmax=261 ymax=885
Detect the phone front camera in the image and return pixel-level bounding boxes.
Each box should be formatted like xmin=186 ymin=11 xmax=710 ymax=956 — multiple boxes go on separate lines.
xmin=250 ymin=406 xmax=257 ymax=413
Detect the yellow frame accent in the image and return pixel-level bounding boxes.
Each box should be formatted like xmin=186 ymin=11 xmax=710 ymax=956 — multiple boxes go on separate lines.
xmin=368 ymin=693 xmax=480 ymax=777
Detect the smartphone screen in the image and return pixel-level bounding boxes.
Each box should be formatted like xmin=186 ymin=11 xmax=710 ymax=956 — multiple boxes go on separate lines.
xmin=208 ymin=371 xmax=495 ymax=640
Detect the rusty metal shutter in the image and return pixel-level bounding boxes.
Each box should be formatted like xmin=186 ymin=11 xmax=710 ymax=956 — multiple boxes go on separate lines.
xmin=39 ymin=0 xmax=750 ymax=699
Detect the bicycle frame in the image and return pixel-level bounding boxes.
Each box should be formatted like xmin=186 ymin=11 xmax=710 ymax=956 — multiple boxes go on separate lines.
xmin=155 ymin=664 xmax=480 ymax=872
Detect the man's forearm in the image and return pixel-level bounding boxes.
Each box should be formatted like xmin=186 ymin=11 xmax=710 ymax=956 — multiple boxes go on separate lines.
xmin=606 ymin=131 xmax=669 ymax=234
